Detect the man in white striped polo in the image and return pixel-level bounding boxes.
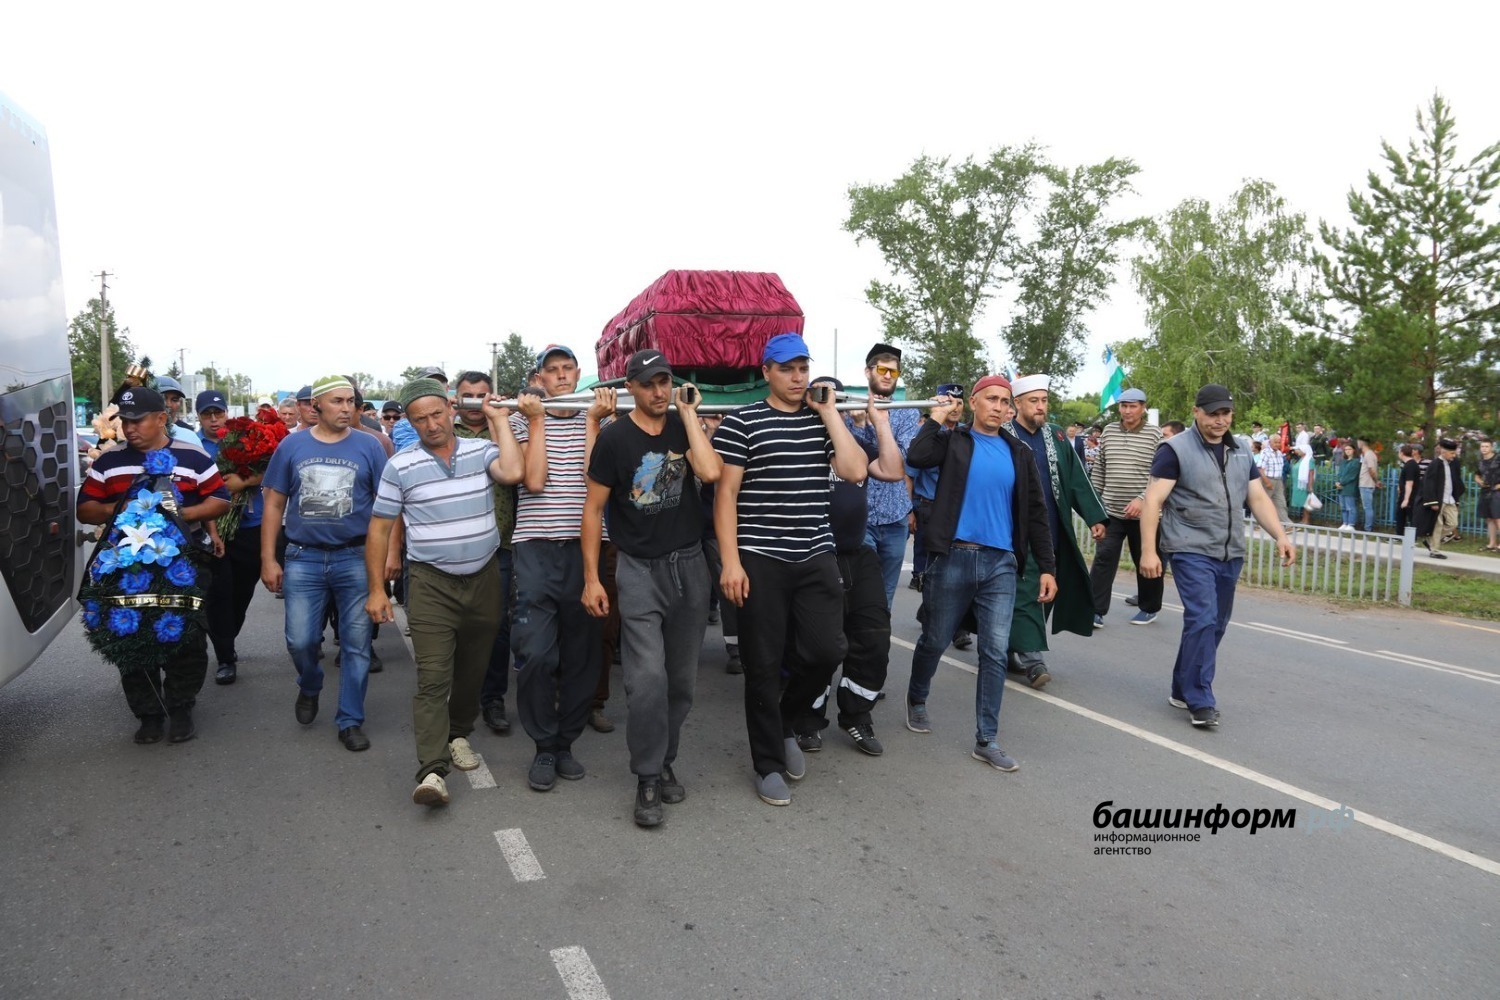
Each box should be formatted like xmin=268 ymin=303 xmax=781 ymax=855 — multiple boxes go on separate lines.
xmin=364 ymin=377 xmax=524 ymax=807
xmin=1088 ymin=387 xmax=1165 ymax=627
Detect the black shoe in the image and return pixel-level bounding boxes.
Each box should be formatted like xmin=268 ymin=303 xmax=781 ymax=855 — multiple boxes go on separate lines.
xmin=952 ymin=631 xmax=974 ymax=651
xmin=725 ymin=643 xmax=742 ymax=674
xmin=707 ymin=605 xmax=720 ymax=625
xmin=1027 ymin=664 xmax=1052 ymax=689
xmin=659 ymin=764 xmax=686 ymax=804
xmin=1189 ymin=707 xmax=1221 ymax=728
xmin=338 ymin=725 xmax=370 ymax=751
xmin=134 ymin=715 xmax=165 ymax=744
xmin=369 ymin=649 xmax=383 ymax=674
xmin=1431 ymin=551 xmax=1448 ymax=560
xmin=795 ymin=731 xmax=823 ymax=752
xmin=483 ymin=701 xmax=511 ymax=735
xmin=1124 ymin=594 xmax=1140 ymax=607
xmin=215 ymin=662 xmax=237 ymax=685
xmin=843 ymin=723 xmax=884 ymax=756
xmin=528 ymin=752 xmax=557 ymax=791
xmin=908 ymin=572 xmax=924 ymax=591
xmin=555 ymin=750 xmax=586 ymax=780
xmin=634 ymin=778 xmax=665 ymax=827
xmin=295 ymin=692 xmax=318 ymax=725
xmin=167 ymin=709 xmax=196 ymax=744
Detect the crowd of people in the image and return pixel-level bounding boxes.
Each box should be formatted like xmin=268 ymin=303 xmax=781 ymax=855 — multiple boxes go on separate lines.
xmin=79 ymin=339 xmax=1336 ymax=826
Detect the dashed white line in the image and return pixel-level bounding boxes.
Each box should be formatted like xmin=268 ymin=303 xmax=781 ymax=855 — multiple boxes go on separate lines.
xmin=889 ymin=635 xmax=1500 ymax=878
xmin=466 ymin=754 xmax=496 ymax=789
xmin=550 ymin=946 xmax=610 ymax=1000
xmin=493 ymin=828 xmax=546 ymax=882
xmin=1243 ymin=620 xmax=1348 ymax=644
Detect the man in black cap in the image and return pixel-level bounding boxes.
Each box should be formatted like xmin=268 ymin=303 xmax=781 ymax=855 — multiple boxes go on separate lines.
xmin=380 ymin=400 xmax=402 ymax=439
xmin=293 ymin=385 xmax=318 ymax=433
xmin=77 ymin=387 xmax=231 ymax=743
xmin=1139 ymin=384 xmax=1295 ymax=729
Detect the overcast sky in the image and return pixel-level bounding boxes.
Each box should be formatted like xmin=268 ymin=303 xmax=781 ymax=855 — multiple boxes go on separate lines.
xmin=5 ymin=1 xmax=1498 ymax=400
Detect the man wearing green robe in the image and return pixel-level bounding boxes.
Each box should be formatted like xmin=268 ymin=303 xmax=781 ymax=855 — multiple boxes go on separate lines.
xmin=1004 ymin=374 xmax=1107 ymax=687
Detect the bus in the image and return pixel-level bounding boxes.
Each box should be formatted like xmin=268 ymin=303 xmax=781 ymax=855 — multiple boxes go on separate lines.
xmin=0 ymin=88 xmax=85 ymax=687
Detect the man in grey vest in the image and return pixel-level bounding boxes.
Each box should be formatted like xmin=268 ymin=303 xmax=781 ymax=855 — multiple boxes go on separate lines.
xmin=1139 ymin=384 xmax=1295 ymax=728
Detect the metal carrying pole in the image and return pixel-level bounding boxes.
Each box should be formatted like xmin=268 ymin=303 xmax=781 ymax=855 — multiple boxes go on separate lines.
xmin=457 ymin=387 xmax=946 ymax=415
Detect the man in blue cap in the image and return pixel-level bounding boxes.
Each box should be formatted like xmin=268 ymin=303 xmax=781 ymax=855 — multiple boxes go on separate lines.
xmin=1088 ymin=387 xmax=1165 ymax=626
xmin=714 ymin=332 xmax=871 ymax=807
xmin=154 ymin=376 xmax=201 ymax=446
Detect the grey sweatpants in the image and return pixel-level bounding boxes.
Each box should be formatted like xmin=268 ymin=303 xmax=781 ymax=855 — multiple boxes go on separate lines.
xmin=617 ymin=543 xmax=710 ymax=778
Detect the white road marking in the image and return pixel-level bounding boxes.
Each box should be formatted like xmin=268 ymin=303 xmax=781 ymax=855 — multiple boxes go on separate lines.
xmin=493 ymin=828 xmax=546 ymax=882
xmin=466 ymin=754 xmax=496 ymax=789
xmin=1243 ymin=621 xmax=1348 ymax=644
xmin=1373 ymin=651 xmax=1500 ymax=683
xmin=1441 ymin=618 xmax=1500 ymax=636
xmin=550 ymin=946 xmax=610 ymax=1000
xmin=889 ymin=635 xmax=1500 ymax=878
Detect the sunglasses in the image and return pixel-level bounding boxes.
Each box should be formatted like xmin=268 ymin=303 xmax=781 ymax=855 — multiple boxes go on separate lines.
xmin=870 ymin=364 xmax=900 ymax=377
xmin=382 ymin=413 xmax=399 ymax=420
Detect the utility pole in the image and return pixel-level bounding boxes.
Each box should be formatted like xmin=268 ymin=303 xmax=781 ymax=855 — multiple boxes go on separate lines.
xmin=95 ymin=270 xmax=114 ymax=406
xmin=489 ymin=341 xmax=501 ymax=388
xmin=177 ymin=347 xmax=187 ymax=380
xmin=208 ymin=361 xmax=215 ymax=389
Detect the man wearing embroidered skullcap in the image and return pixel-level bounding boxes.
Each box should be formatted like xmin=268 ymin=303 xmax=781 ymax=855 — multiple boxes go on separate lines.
xmin=905 ymin=375 xmax=1056 ymax=773
xmin=1002 ymin=373 xmax=1106 ymax=689
xmin=261 ymin=374 xmax=390 ymax=753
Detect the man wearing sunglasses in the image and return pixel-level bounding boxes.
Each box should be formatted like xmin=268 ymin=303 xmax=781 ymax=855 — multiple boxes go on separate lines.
xmin=847 ymin=344 xmax=921 ymax=610
xmin=380 ymin=401 xmax=402 ymax=437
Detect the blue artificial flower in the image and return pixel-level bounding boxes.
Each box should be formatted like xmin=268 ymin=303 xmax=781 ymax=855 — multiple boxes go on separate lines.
xmin=140 ymin=512 xmax=167 ymax=531
xmin=115 ymin=545 xmax=140 ymax=568
xmin=91 ymin=547 xmax=121 ymax=580
xmin=143 ymin=450 xmax=175 ymax=475
xmin=114 ymin=509 xmax=140 ymax=530
xmin=81 ymin=600 xmax=102 ymax=630
xmin=165 ymin=559 xmax=197 ymax=588
xmin=161 ymin=522 xmax=186 ymax=545
xmin=153 ymin=612 xmax=185 ymax=643
xmin=137 ymin=535 xmax=180 ymax=566
xmin=107 ymin=607 xmax=141 ymax=636
xmin=127 ymin=489 xmax=163 ymax=515
xmin=119 ymin=570 xmax=152 ymax=595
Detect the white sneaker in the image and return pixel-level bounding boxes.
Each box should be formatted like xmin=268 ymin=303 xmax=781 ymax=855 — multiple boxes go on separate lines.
xmin=449 ymin=737 xmax=481 ymax=771
xmin=1339 ymin=524 xmax=1354 ymax=531
xmin=412 ymin=773 xmax=449 ymax=806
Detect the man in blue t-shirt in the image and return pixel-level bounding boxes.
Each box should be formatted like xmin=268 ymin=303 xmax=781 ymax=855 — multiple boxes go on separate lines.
xmin=261 ymin=374 xmax=389 ymax=752
xmin=905 ymin=375 xmax=1056 ymax=774
xmin=196 ymin=390 xmax=269 ymax=686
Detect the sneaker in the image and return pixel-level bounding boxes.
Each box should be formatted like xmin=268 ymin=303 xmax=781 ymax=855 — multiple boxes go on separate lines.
xmin=528 ymin=752 xmax=557 ymax=791
xmin=634 ymin=779 xmax=665 ymax=827
xmin=783 ymin=736 xmax=806 ymax=781
xmin=555 ymin=750 xmax=586 ymax=780
xmin=338 ymin=725 xmax=370 ymax=751
xmin=482 ymin=701 xmax=511 ymax=735
xmin=1168 ymin=696 xmax=1189 ymax=710
xmin=1339 ymin=523 xmax=1354 ymax=532
xmin=588 ymin=708 xmax=615 ymax=733
xmin=1129 ymin=610 xmax=1158 ymax=626
xmin=1430 ymin=551 xmax=1448 ymax=560
xmin=214 ymin=662 xmax=236 ymax=685
xmin=1027 ymin=664 xmax=1051 ymax=689
xmin=972 ymin=742 xmax=1019 ymax=772
xmin=659 ymin=764 xmax=686 ymax=804
xmin=725 ymin=643 xmax=742 ymax=674
xmin=449 ymin=737 xmax=480 ymax=771
xmin=795 ymin=731 xmax=822 ymax=752
xmin=843 ymin=723 xmax=884 ymax=756
xmin=295 ymin=692 xmax=318 ymax=725
xmin=1124 ymin=594 xmax=1140 ymax=607
xmin=412 ymin=773 xmax=450 ymax=807
xmin=134 ymin=715 xmax=165 ymax=744
xmin=168 ymin=709 xmax=196 ymax=744
xmin=1190 ymin=707 xmax=1221 ymax=728
xmin=952 ymin=631 xmax=974 ymax=650
xmin=1092 ymin=614 xmax=1105 ymax=628
xmin=905 ymin=699 xmax=932 ymax=734
xmin=756 ymin=771 xmax=791 ymax=806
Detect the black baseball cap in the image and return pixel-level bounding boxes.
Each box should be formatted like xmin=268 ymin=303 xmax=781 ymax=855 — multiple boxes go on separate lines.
xmin=381 ymin=400 xmax=402 ymax=414
xmin=1195 ymin=383 xmax=1234 ymax=412
xmin=115 ymin=387 xmax=166 ymax=420
xmin=417 ymin=367 xmax=449 ymax=383
xmin=195 ymin=390 xmax=228 ymax=413
xmin=866 ymin=343 xmax=902 ymax=365
xmin=625 ymin=350 xmax=672 ymax=384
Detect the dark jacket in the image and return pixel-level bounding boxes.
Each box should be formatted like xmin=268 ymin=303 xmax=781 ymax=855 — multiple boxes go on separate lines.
xmin=1414 ymin=455 xmax=1464 ymax=539
xmin=906 ymin=420 xmax=1056 ymax=579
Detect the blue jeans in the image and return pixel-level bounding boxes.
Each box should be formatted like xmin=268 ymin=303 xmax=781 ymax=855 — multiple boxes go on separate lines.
xmin=1168 ymin=552 xmax=1241 ymax=711
xmin=864 ymin=519 xmax=909 ymax=609
xmin=1359 ymin=487 xmax=1376 ymax=531
xmin=283 ymin=543 xmax=372 ymax=730
xmin=907 ymin=546 xmax=1017 ymax=745
xmin=1339 ymin=495 xmax=1357 ymax=527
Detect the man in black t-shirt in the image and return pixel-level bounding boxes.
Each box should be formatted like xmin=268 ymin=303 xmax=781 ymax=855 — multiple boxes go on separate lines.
xmin=581 ymin=351 xmax=723 ymax=828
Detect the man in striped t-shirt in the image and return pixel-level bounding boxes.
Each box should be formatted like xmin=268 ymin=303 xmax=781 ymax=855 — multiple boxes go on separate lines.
xmin=715 ymin=333 xmax=872 ymax=807
xmin=1087 ymin=387 xmax=1165 ymax=626
xmin=509 ymin=345 xmax=616 ymax=793
xmin=365 ymin=378 xmax=523 ymax=807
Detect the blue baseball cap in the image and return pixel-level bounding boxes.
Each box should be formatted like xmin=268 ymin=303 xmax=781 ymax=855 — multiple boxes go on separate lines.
xmin=534 ymin=345 xmax=578 ymax=372
xmin=1118 ymin=388 xmax=1147 ymax=404
xmin=155 ymin=376 xmax=185 ymax=396
xmin=763 ymin=332 xmax=812 ymax=364
xmin=195 ymin=390 xmax=228 ymax=413
xmin=295 ymin=385 xmax=314 ymax=401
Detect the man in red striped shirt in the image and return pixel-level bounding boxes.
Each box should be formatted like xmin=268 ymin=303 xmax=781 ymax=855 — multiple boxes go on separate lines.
xmin=77 ymin=387 xmax=231 ymax=744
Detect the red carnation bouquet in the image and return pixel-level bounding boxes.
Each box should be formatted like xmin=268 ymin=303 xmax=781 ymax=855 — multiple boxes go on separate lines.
xmin=215 ymin=409 xmax=290 ymax=542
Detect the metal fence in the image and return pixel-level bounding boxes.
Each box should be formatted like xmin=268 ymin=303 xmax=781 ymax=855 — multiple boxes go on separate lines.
xmin=1073 ymin=515 xmax=1417 ymax=606
xmin=1300 ymin=463 xmax=1487 ymax=535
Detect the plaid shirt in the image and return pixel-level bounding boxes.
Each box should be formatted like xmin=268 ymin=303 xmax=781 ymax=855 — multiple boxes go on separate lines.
xmin=1260 ymin=446 xmax=1284 ymax=479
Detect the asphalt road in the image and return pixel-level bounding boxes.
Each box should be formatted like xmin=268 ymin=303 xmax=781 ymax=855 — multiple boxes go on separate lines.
xmin=2 ymin=556 xmax=1497 ymax=1000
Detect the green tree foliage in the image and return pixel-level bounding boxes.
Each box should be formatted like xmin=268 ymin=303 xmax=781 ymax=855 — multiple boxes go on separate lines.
xmin=845 ymin=145 xmax=1049 ymax=396
xmin=493 ymin=333 xmax=537 ymax=396
xmin=1002 ymin=159 xmax=1149 ymax=384
xmin=1054 ymin=394 xmax=1103 ymax=429
xmin=67 ymin=297 xmax=136 ymax=408
xmin=1121 ymin=180 xmax=1317 ymax=423
xmin=845 ymin=146 xmax=1143 ymax=396
xmin=1314 ymin=94 xmax=1500 ymax=443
